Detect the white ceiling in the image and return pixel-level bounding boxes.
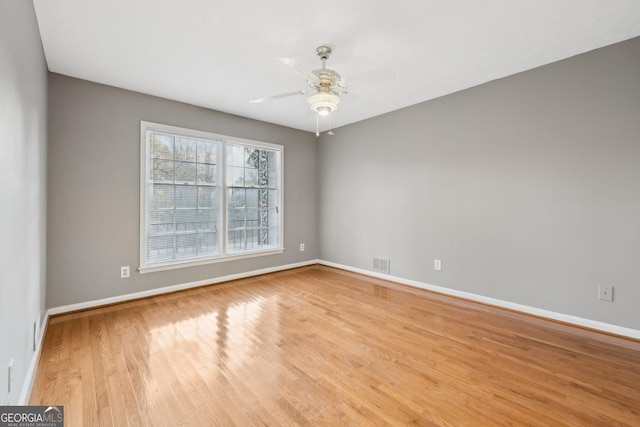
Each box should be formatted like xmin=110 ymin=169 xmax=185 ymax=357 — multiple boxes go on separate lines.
xmin=33 ymin=0 xmax=640 ymax=134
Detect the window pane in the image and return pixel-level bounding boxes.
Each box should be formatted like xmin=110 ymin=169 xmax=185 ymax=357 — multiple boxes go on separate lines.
xmin=246 ymin=228 xmax=259 ymax=248
xmin=245 ymin=168 xmax=258 ymax=187
xmin=149 ymin=209 xmax=174 ymax=234
xmin=228 ymin=187 xmax=246 ymax=208
xmin=268 ymin=189 xmax=278 ymax=206
xmin=228 ymin=209 xmax=245 ymax=228
xmin=268 ymin=208 xmax=278 ymax=227
xmin=197 ymin=231 xmax=217 ymax=255
xmin=197 ymin=140 xmax=217 ymax=164
xmin=176 ymin=233 xmax=197 ymax=257
xmin=175 ymin=162 xmax=197 ymax=184
xmin=152 ymin=159 xmax=174 ymax=183
xmin=197 ymin=164 xmax=216 ymax=185
xmin=266 ymin=170 xmax=277 ymax=188
xmin=267 ymin=151 xmax=276 ymax=169
xmin=175 ymin=137 xmax=197 ymax=162
xmin=246 ymin=189 xmax=259 ymax=208
xmin=148 ymin=234 xmax=175 ymax=262
xmin=228 ymin=166 xmax=244 ymax=187
xmin=267 ymin=227 xmax=279 ymax=246
xmin=246 ymin=208 xmax=259 ymax=222
xmin=198 ymin=218 xmax=217 ymax=232
xmin=198 ymin=186 xmax=218 ymax=209
xmin=245 ymin=148 xmax=258 ymax=168
xmin=227 ymin=145 xmax=244 ymax=166
xmin=151 ymin=133 xmax=173 ymax=160
xmin=175 ymin=209 xmax=198 ymax=232
xmin=176 ymin=186 xmax=197 ymax=209
xmin=150 ymin=184 xmax=174 ymax=209
xmin=227 ymin=229 xmax=244 ymax=250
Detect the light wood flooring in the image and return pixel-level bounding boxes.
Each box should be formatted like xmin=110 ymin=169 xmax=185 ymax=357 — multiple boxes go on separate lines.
xmin=30 ymin=265 xmax=640 ymax=426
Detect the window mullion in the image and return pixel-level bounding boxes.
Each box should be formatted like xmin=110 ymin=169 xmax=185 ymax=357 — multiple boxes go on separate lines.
xmin=171 ymin=136 xmax=177 ymax=259
xmin=220 ymin=140 xmax=228 ymax=257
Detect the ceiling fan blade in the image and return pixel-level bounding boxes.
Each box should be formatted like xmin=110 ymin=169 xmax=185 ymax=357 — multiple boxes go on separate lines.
xmin=250 ymin=89 xmax=317 ymax=104
xmin=333 ymin=86 xmax=348 ymax=95
xmin=279 ymin=58 xmax=320 ymax=83
xmin=250 ymin=90 xmax=305 ymax=104
xmin=349 ymin=67 xmax=396 ymax=86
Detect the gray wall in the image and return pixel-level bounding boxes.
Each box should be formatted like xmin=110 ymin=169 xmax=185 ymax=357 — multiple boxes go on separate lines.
xmin=319 ymin=37 xmax=640 ymax=330
xmin=0 ymin=1 xmax=48 ymax=404
xmin=47 ymin=74 xmax=318 ymax=308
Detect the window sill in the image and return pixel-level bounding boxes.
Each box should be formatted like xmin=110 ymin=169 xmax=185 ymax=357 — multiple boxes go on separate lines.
xmin=138 ymin=248 xmax=285 ymax=274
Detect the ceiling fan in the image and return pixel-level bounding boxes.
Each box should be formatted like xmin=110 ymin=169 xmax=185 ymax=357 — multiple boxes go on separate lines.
xmin=250 ymin=45 xmax=348 ymax=136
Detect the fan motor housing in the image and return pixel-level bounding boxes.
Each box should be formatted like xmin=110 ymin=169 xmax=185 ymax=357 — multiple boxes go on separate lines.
xmin=316 ymin=45 xmax=332 ymax=60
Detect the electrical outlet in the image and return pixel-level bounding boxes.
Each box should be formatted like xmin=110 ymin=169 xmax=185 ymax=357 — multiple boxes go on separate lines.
xmin=8 ymin=359 xmax=14 ymax=394
xmin=434 ymin=259 xmax=442 ymax=271
xmin=598 ymin=285 xmax=613 ymax=302
xmin=120 ymin=266 xmax=130 ymax=279
xmin=34 ymin=311 xmax=41 ymax=351
xmin=299 ymin=243 xmax=305 ymax=252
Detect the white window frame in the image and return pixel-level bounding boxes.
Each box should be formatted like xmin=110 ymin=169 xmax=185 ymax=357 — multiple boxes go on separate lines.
xmin=139 ymin=121 xmax=284 ymax=273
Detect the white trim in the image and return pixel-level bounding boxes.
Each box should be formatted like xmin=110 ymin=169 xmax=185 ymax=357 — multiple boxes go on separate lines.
xmin=48 ymin=260 xmax=318 ymax=316
xmin=318 ymin=260 xmax=640 ymax=340
xmin=139 ymin=248 xmax=285 ymax=274
xmin=139 ymin=122 xmax=148 ymax=274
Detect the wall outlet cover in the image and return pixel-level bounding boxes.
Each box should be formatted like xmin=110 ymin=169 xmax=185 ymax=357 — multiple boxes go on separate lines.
xmin=598 ymin=285 xmax=613 ymax=302
xmin=8 ymin=359 xmax=14 ymax=394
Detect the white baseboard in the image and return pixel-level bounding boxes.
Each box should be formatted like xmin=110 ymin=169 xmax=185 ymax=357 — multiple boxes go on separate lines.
xmin=318 ymin=260 xmax=640 ymax=340
xmin=48 ymin=259 xmax=318 ymax=316
xmin=19 ymin=313 xmax=50 ymax=405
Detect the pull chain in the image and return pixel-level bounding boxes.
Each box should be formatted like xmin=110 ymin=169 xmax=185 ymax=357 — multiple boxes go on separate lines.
xmin=328 ymin=112 xmax=334 ymax=136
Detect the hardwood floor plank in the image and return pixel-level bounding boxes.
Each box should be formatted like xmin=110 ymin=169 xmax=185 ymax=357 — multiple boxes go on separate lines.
xmin=77 ymin=316 xmax=99 ymax=427
xmin=30 ymin=266 xmax=640 ymax=425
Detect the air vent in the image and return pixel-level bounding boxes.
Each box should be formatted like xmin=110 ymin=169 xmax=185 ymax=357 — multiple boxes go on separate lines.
xmin=373 ymin=258 xmax=390 ymax=274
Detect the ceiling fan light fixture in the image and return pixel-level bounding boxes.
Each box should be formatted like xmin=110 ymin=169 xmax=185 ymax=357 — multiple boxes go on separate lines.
xmin=308 ymin=92 xmax=340 ymax=116
xmin=317 ymin=106 xmax=332 ymax=116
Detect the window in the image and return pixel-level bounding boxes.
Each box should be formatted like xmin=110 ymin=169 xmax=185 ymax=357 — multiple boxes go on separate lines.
xmin=140 ymin=121 xmax=283 ymax=272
